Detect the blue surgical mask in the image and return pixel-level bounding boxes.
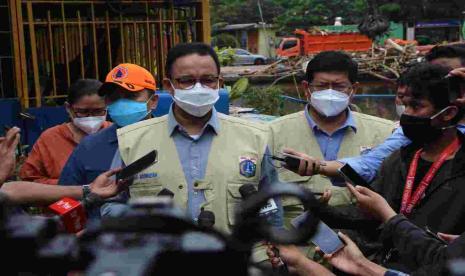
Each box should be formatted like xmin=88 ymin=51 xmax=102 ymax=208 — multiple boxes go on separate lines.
xmin=108 ymin=98 xmax=150 ymax=127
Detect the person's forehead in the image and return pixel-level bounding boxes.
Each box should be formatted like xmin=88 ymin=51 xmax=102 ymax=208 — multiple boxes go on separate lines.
xmin=312 ymin=71 xmax=350 ymax=83
xmin=72 ymin=94 xmax=105 ymax=106
xmin=171 ymin=54 xmax=218 ymax=78
xmin=430 ymin=57 xmax=462 ymax=69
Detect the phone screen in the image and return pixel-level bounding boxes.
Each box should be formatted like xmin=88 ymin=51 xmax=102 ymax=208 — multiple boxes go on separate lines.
xmin=339 ymin=163 xmax=370 ymax=187
xmin=116 ymin=150 xmax=157 ymax=181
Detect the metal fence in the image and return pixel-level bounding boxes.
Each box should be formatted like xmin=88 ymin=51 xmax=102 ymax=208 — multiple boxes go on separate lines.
xmin=8 ymin=0 xmax=210 ymax=108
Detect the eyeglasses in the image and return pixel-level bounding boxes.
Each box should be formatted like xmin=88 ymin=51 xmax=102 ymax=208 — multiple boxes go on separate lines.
xmin=173 ymin=75 xmax=220 ymax=90
xmin=71 ymin=108 xmax=107 ymax=118
xmin=309 ymin=83 xmax=352 ymax=93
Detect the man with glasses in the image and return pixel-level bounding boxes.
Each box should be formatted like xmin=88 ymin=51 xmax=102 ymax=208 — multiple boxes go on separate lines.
xmin=58 ymin=64 xmax=158 ymax=205
xmin=269 ymin=51 xmax=394 ymax=230
xmin=104 ymin=43 xmax=282 ymax=263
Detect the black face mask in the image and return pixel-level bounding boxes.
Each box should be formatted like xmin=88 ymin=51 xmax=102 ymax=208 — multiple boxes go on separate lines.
xmin=400 ymin=108 xmax=451 ymax=145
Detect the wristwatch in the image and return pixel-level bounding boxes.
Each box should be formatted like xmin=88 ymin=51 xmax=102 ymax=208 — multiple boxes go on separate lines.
xmin=82 ymin=184 xmax=103 ymax=210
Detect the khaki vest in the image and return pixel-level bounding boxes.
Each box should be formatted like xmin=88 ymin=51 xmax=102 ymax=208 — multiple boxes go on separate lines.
xmin=117 ymin=113 xmax=270 ymax=235
xmin=269 ymin=110 xmax=395 ymax=220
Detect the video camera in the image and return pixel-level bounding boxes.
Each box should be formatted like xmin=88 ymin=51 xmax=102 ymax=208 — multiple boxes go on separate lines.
xmin=1 ymin=182 xmax=322 ymax=276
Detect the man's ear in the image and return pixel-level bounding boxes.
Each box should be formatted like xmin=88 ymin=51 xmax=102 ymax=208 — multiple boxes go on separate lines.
xmin=350 ymin=82 xmax=359 ymax=100
xmin=302 ymin=80 xmax=310 ymax=99
xmin=443 ymin=106 xmax=459 ymax=122
xmin=148 ymin=94 xmax=159 ymax=111
xmin=219 ymin=76 xmax=224 ymax=88
xmin=163 ymin=78 xmax=174 ymax=95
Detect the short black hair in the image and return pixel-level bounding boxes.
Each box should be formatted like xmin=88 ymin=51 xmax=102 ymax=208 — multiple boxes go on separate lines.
xmin=405 ymin=63 xmax=463 ymax=122
xmin=165 ymin=42 xmax=220 ymax=78
xmin=67 ymin=79 xmax=103 ymax=105
xmin=425 ymin=45 xmax=465 ymax=66
xmin=397 ymin=69 xmax=409 ymax=86
xmin=305 ymin=51 xmax=358 ymax=83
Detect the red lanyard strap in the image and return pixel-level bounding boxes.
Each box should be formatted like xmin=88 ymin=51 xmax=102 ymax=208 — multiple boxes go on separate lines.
xmin=400 ymin=137 xmax=461 ymax=215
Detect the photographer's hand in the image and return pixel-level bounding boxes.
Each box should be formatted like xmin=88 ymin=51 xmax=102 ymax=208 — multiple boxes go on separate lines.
xmin=267 ymin=245 xmax=334 ymax=276
xmin=282 ymin=148 xmax=322 ymax=176
xmin=0 ymin=127 xmax=20 ymax=185
xmin=323 ymin=232 xmax=387 ymax=276
xmin=89 ymin=168 xmax=126 ymax=199
xmin=347 ymin=183 xmax=396 ymax=223
xmin=448 ymin=67 xmax=465 ymax=108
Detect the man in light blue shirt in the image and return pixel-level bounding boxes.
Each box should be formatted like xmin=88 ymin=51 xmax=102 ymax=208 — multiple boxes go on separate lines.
xmin=288 ymin=45 xmax=465 ymax=183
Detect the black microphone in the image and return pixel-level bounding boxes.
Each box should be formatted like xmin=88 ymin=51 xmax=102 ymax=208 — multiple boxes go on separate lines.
xmin=197 ymin=210 xmax=215 ymax=228
xmin=239 ymin=184 xmax=288 ymax=274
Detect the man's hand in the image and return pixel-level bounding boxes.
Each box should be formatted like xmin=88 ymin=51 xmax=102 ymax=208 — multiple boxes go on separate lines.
xmin=267 ymin=244 xmax=334 ymax=276
xmin=282 ymin=148 xmax=322 ymax=176
xmin=0 ymin=127 xmax=20 ymax=184
xmin=347 ymin=184 xmax=396 ymax=223
xmin=89 ymin=168 xmax=126 ymax=199
xmin=438 ymin=233 xmax=460 ymax=244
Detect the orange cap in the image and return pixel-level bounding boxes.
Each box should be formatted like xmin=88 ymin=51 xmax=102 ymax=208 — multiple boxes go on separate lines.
xmin=99 ymin=63 xmax=156 ymax=96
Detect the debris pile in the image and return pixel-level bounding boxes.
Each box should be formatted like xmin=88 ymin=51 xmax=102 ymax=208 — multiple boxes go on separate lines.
xmin=222 ymin=39 xmax=429 ymax=83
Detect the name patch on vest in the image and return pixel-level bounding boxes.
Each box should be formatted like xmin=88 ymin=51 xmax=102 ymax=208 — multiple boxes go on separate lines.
xmin=239 ymin=157 xmax=257 ymax=178
xmin=135 ymin=172 xmax=158 ymax=180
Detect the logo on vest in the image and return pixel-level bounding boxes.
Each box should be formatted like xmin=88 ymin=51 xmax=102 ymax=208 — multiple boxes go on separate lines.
xmin=239 ymin=157 xmax=257 ymax=178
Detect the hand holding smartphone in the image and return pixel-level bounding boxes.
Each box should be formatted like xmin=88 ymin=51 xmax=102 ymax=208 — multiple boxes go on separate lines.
xmin=338 ymin=163 xmax=370 ymax=187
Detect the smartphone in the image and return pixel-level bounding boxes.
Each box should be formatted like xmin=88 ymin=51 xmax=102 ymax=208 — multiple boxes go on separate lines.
xmin=446 ymin=75 xmax=463 ymax=102
xmin=311 ymin=220 xmax=345 ymax=254
xmin=338 ymin=163 xmax=370 ymax=187
xmin=425 ymin=226 xmax=448 ymax=245
xmin=116 ymin=150 xmax=158 ymax=181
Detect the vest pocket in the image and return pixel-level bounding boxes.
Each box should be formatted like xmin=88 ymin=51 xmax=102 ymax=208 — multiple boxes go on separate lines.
xmin=130 ymin=181 xmax=163 ymax=198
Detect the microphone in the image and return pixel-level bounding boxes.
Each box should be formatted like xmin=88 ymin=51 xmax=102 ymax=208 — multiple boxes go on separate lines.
xmin=198 ymin=210 xmax=215 ymax=228
xmin=239 ymin=184 xmax=288 ymax=274
xmin=48 ymin=197 xmax=86 ymax=233
xmin=239 ymin=184 xmax=278 ymax=217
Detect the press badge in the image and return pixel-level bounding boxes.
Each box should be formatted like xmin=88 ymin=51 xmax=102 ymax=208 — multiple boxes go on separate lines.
xmin=239 ymin=156 xmax=257 ymax=178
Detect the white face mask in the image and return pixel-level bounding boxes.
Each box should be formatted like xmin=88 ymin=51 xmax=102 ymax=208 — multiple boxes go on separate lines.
xmin=172 ymin=82 xmax=219 ymax=117
xmin=310 ymin=89 xmax=350 ymax=117
xmin=72 ymin=116 xmax=106 ymax=134
xmin=396 ymin=104 xmax=405 ymax=117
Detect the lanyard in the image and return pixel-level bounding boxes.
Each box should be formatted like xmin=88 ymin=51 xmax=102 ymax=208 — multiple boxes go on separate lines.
xmin=400 ymin=137 xmax=461 ymax=215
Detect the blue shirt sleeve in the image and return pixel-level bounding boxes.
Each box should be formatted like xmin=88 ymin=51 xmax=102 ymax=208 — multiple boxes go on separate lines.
xmin=58 ymin=145 xmax=87 ymax=186
xmin=339 ymin=127 xmax=411 ymax=183
xmin=259 ymin=146 xmax=284 ymax=227
xmin=385 ymin=269 xmax=410 ymax=276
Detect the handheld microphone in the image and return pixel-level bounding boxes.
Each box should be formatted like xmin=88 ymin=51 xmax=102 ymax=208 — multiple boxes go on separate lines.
xmin=198 ymin=210 xmax=215 ymax=228
xmin=239 ymin=184 xmax=288 ymax=274
xmin=239 ymin=184 xmax=278 ymax=217
xmin=48 ymin=197 xmax=86 ymax=233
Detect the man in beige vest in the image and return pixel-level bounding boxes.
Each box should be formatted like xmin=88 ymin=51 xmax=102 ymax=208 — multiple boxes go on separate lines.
xmin=269 ymin=51 xmax=394 ymax=226
xmin=106 ymin=43 xmax=282 ymax=262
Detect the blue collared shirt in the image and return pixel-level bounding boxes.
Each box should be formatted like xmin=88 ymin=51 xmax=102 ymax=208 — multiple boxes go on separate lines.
xmin=59 ymin=124 xmax=119 ymax=186
xmin=168 ymin=107 xmax=282 ymax=224
xmin=340 ymin=124 xmax=465 ymax=183
xmin=305 ymin=105 xmax=356 ymax=186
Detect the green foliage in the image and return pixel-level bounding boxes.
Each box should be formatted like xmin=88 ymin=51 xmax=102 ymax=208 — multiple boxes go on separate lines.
xmin=230 ymin=78 xmax=249 ymax=101
xmin=214 ymin=47 xmax=236 ymax=66
xmin=211 ymin=33 xmax=240 ymax=49
xmin=242 ymin=86 xmax=285 ymax=116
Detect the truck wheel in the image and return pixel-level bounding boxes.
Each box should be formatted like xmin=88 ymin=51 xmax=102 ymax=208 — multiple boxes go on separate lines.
xmin=254 ymin=58 xmax=265 ymax=65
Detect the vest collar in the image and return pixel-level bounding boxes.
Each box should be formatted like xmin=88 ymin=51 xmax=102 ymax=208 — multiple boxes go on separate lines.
xmin=167 ymin=104 xmax=220 ymax=137
xmin=304 ymin=104 xmax=357 ymax=135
